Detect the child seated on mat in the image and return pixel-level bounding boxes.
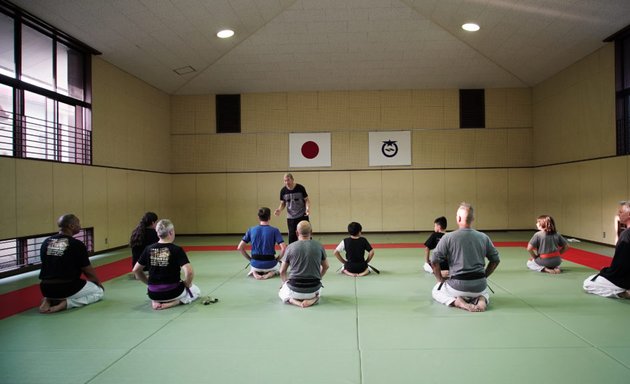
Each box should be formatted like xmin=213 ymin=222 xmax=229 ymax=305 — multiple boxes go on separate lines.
xmin=423 ymin=216 xmax=449 ymax=277
xmin=526 ymin=215 xmax=569 ymax=274
xmin=333 ymin=222 xmax=375 ymax=277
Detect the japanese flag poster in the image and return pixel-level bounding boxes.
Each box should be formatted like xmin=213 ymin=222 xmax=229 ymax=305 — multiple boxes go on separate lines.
xmin=289 ymin=132 xmax=331 ymax=167
xmin=368 ymin=131 xmax=411 ymax=166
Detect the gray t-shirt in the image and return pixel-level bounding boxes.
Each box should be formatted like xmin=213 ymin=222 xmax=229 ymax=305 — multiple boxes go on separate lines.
xmin=284 ymin=239 xmax=326 ymax=293
xmin=431 ymin=228 xmax=500 ymax=292
xmin=528 ymin=231 xmax=567 ymax=255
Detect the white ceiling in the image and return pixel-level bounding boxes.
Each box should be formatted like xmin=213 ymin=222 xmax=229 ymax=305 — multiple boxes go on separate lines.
xmin=11 ymin=0 xmax=630 ymax=95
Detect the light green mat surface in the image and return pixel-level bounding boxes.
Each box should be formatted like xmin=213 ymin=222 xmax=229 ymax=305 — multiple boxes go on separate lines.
xmin=1 ymin=234 xmax=628 ymax=384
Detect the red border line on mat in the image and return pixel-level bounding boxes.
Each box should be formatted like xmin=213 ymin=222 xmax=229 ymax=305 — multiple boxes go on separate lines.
xmin=0 ymin=242 xmax=611 ymax=320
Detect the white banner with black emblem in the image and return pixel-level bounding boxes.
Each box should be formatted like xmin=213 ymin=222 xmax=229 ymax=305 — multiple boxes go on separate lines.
xmin=368 ymin=131 xmax=411 ymax=166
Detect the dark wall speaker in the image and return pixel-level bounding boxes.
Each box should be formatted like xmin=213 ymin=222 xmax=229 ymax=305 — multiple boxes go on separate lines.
xmin=459 ymin=89 xmax=485 ymax=128
xmin=216 ymin=94 xmax=241 ymax=133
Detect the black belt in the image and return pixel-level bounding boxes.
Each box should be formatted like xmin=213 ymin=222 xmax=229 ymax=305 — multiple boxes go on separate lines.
xmin=288 ymin=278 xmax=320 ymax=289
xmin=252 ymin=254 xmax=276 ymax=261
xmin=450 ymin=271 xmax=486 ymax=280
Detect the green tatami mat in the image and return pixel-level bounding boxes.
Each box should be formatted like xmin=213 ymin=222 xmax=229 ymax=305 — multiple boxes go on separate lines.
xmin=1 ymin=238 xmax=628 ymax=384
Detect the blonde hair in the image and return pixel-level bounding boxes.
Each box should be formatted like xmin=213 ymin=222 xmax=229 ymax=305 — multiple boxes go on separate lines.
xmin=297 ymin=220 xmax=312 ymax=236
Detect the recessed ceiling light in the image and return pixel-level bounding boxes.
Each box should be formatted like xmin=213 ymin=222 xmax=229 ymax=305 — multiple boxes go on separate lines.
xmin=217 ymin=29 xmax=235 ymax=38
xmin=462 ymin=23 xmax=480 ymax=32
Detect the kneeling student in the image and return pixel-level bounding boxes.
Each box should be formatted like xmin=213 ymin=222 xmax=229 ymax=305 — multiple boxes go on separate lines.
xmin=279 ymin=221 xmax=329 ymax=308
xmin=133 ymin=219 xmax=201 ymax=310
xmin=334 ymin=222 xmax=374 ymax=277
xmin=237 ymin=207 xmax=286 ymax=280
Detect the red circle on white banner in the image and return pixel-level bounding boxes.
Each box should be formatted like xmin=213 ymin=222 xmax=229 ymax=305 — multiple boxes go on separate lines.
xmin=301 ymin=141 xmax=319 ymax=159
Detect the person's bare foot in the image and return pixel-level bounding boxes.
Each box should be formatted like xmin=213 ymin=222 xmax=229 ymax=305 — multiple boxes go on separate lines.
xmin=288 ymin=298 xmax=303 ymax=307
xmin=261 ymin=271 xmax=275 ymax=280
xmin=47 ymin=299 xmax=67 ymax=313
xmin=543 ymin=267 xmax=559 ymax=274
xmin=471 ymin=296 xmax=487 ymax=312
xmin=39 ymin=298 xmax=52 ymax=313
xmin=554 ymin=267 xmax=561 ymax=274
xmin=618 ymin=290 xmax=630 ymax=299
xmin=453 ymin=297 xmax=475 ymax=312
xmin=300 ymin=296 xmax=319 ymax=308
xmin=152 ymin=300 xmax=181 ymax=310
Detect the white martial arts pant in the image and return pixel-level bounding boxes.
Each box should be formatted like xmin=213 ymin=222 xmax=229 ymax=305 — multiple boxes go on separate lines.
xmin=278 ymin=282 xmax=321 ymax=303
xmin=432 ymin=281 xmax=490 ymax=306
xmin=583 ymin=274 xmax=627 ymax=298
xmin=157 ymin=284 xmax=201 ymax=305
xmin=66 ymin=281 xmax=104 ymax=309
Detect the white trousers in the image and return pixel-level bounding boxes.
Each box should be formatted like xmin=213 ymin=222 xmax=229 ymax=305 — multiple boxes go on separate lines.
xmin=66 ymin=281 xmax=104 ymax=309
xmin=583 ymin=274 xmax=626 ymax=298
xmin=278 ymin=282 xmax=321 ymax=303
xmin=157 ymin=284 xmax=201 ymax=305
xmin=432 ymin=281 xmax=490 ymax=306
xmin=248 ymin=263 xmax=280 ymax=276
xmin=526 ymin=259 xmax=545 ymax=272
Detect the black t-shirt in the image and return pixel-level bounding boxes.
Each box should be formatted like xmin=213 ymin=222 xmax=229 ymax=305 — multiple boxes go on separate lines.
xmin=280 ymin=184 xmax=308 ymax=219
xmin=600 ymin=228 xmax=630 ymax=288
xmin=138 ymin=243 xmax=191 ymax=285
xmin=39 ymin=234 xmax=90 ymax=298
xmin=131 ymin=228 xmax=160 ymax=262
xmin=343 ymin=237 xmax=373 ymax=263
xmin=424 ymin=231 xmax=445 ymax=250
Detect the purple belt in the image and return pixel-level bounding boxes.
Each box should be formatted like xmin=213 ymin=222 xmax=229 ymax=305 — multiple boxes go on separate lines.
xmin=148 ymin=282 xmax=193 ymax=298
xmin=148 ymin=283 xmax=180 ymax=292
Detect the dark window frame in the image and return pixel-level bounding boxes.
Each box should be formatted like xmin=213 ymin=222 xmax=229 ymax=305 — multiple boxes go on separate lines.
xmin=0 ymin=0 xmax=97 ymax=164
xmin=0 ymin=227 xmax=94 ymax=278
xmin=606 ymin=24 xmax=630 ymax=155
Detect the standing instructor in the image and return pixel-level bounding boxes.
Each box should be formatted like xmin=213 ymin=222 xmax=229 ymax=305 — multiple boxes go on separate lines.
xmin=274 ymin=173 xmax=310 ymax=244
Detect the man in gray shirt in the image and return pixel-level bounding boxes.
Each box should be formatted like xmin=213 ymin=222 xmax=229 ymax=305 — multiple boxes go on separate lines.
xmin=430 ymin=202 xmax=500 ymax=312
xmin=274 ymin=173 xmax=310 ymax=244
xmin=279 ymin=221 xmax=329 ymax=308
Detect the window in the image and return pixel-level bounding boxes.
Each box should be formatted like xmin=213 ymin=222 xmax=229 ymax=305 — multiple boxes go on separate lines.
xmin=0 ymin=228 xmax=94 ymax=278
xmin=0 ymin=1 xmax=98 ymax=164
xmin=607 ymin=25 xmax=630 ymax=155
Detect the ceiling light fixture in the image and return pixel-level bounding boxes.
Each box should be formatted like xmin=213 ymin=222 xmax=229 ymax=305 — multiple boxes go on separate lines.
xmin=217 ymin=29 xmax=235 ymax=38
xmin=462 ymin=23 xmax=480 ymax=32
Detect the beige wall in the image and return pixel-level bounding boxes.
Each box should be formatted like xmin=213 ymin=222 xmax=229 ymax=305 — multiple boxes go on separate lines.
xmin=3 ymin=44 xmax=623 ymax=248
xmin=171 ymin=89 xmax=532 ymax=172
xmin=532 ymin=45 xmax=621 ymax=245
xmin=532 ymin=45 xmax=616 ymax=165
xmin=92 ymin=58 xmax=172 ymax=172
xmin=0 ymin=59 xmax=173 ymax=251
xmin=532 ymin=156 xmax=630 ymax=245
xmin=169 ymin=88 xmax=534 ymax=234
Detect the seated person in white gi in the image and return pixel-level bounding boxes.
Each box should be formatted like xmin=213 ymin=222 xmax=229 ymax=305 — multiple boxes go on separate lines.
xmin=583 ymin=201 xmax=630 ymax=299
xmin=279 ymin=221 xmax=329 ymax=308
xmin=431 ymin=202 xmax=500 ymax=312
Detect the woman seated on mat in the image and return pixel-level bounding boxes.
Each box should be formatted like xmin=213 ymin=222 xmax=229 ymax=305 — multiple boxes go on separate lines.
xmin=526 ymin=215 xmax=568 ymax=274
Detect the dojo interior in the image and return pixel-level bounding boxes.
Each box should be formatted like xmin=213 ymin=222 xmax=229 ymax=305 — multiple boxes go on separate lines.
xmin=1 ymin=1 xmax=630 ymax=383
